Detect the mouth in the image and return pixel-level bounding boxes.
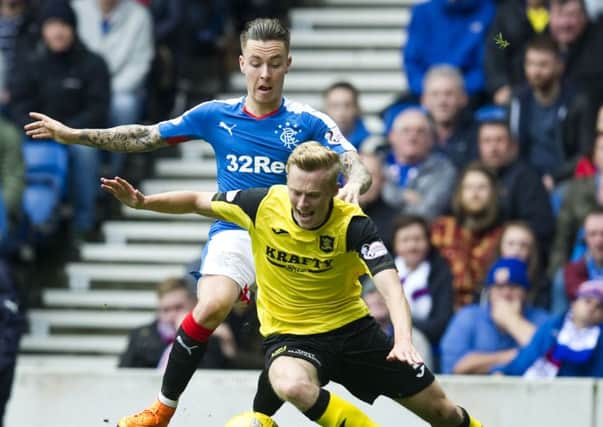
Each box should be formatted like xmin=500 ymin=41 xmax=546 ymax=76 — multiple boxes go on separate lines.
xmin=297 ymin=210 xmax=314 ymax=221
xmin=257 ymin=85 xmax=272 ymax=94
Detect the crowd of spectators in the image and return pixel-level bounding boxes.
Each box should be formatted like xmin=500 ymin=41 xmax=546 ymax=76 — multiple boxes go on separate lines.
xmin=0 ymin=1 xmax=602 ymax=410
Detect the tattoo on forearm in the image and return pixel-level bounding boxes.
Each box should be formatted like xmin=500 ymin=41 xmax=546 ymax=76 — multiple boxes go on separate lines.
xmin=341 ymin=151 xmax=372 ymax=194
xmin=78 ymin=125 xmax=165 ymax=152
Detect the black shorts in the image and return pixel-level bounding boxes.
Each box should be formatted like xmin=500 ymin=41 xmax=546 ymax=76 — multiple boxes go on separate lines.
xmin=263 ymin=316 xmax=435 ymax=404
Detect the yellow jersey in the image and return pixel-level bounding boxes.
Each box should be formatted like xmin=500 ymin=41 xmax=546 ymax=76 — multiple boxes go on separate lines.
xmin=211 ymin=185 xmax=394 ymax=336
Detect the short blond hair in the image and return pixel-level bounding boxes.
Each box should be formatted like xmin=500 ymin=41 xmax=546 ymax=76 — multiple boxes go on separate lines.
xmin=286 ymin=141 xmax=341 ymax=186
xmin=157 ymin=277 xmax=194 ymax=299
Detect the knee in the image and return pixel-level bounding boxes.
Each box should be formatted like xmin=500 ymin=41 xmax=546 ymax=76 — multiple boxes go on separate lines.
xmin=270 ymin=375 xmax=315 ymax=404
xmin=192 ymin=297 xmax=232 ymax=327
xmin=429 ymin=401 xmax=462 ymax=427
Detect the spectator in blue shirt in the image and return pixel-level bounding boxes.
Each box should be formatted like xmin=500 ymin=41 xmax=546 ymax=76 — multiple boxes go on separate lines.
xmin=498 ymin=279 xmax=603 ymax=378
xmin=323 ymin=81 xmax=374 ymax=151
xmin=403 ymin=0 xmax=496 ymax=102
xmin=440 ymin=257 xmax=550 ymax=374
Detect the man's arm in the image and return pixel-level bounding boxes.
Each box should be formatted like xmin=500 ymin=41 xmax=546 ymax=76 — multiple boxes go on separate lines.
xmin=25 ymin=112 xmax=167 ymax=152
xmin=338 ymin=150 xmax=372 ymax=203
xmin=372 ymin=268 xmax=422 ymax=365
xmin=101 ymin=176 xmax=216 ymax=217
xmin=453 ymin=349 xmax=518 ymax=375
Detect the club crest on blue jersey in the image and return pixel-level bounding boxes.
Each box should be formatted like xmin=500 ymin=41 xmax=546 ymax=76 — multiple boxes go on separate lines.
xmin=274 ymin=122 xmax=301 ymax=148
xmin=319 ymin=235 xmax=335 ymax=252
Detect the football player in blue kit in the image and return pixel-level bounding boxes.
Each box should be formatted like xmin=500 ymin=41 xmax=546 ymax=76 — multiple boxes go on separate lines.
xmin=25 ymin=18 xmax=371 ymax=427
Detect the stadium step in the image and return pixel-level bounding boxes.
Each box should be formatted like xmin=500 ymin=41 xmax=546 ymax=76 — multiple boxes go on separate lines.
xmin=28 ymin=309 xmax=154 ymax=335
xmin=43 ymin=289 xmax=157 ymax=309
xmin=291 ymin=8 xmax=409 ymax=28
xmin=290 ymin=29 xmax=405 ymax=48
xmin=17 ymin=354 xmax=119 ymax=368
xmin=65 ymin=262 xmax=186 ymax=290
xmin=322 ymin=0 xmax=414 ymax=5
xmin=102 ymin=221 xmax=211 ymax=244
xmin=81 ymin=243 xmax=202 ymax=264
xmin=141 ymin=178 xmax=217 ymax=194
xmin=20 ymin=334 xmax=127 ymax=355
xmin=121 ymin=205 xmax=202 ymax=221
xmin=288 ymin=49 xmax=400 ymax=71
xmin=230 ymin=71 xmax=406 ymax=92
xmin=155 ymin=158 xmax=217 ymax=178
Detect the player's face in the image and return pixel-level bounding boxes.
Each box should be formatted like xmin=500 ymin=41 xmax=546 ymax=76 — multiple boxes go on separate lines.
xmin=524 ymin=49 xmax=561 ymax=90
xmin=421 ymin=76 xmax=467 ymax=126
xmin=287 ymin=165 xmax=338 ymax=229
xmin=239 ymin=39 xmax=291 ymax=115
xmin=324 ymin=87 xmax=358 ymax=133
xmin=500 ymin=226 xmax=533 ymax=262
xmin=393 ymin=223 xmax=429 ymax=270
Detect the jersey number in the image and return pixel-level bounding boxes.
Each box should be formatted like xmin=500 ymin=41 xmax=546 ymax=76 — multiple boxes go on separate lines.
xmin=225 ymin=154 xmax=285 ymax=174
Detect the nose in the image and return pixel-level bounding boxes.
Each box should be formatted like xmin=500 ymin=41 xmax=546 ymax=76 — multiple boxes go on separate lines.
xmin=296 ymin=195 xmax=308 ymax=210
xmin=260 ymin=63 xmax=271 ymax=79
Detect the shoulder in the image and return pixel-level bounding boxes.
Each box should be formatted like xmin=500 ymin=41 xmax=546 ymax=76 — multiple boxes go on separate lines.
xmin=284 ymin=98 xmax=335 ymax=126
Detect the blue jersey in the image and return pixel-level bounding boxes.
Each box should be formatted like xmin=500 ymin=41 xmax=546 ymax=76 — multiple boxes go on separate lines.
xmin=159 ymin=96 xmax=355 ymax=236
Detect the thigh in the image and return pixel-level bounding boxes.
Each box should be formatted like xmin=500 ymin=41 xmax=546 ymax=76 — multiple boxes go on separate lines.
xmin=264 ymin=334 xmax=335 ymax=387
xmin=336 ymin=318 xmax=435 ymax=404
xmin=199 ymin=230 xmax=255 ymax=296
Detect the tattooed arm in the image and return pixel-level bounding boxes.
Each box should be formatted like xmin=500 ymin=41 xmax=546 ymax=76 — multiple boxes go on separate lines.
xmin=24 ymin=112 xmax=167 ymax=152
xmin=337 ymin=150 xmax=372 ymax=204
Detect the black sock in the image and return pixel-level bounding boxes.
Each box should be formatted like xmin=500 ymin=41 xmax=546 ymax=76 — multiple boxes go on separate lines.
xmin=304 ymin=389 xmax=330 ymax=421
xmin=457 ymin=406 xmax=470 ymax=427
xmin=160 ymin=326 xmax=208 ymax=401
xmin=253 ymin=370 xmax=284 ymax=416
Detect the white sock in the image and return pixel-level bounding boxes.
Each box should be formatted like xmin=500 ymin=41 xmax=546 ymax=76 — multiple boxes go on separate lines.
xmin=157 ymin=392 xmax=178 ymax=408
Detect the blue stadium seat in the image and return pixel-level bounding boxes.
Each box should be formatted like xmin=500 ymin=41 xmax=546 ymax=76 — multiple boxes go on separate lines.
xmin=21 ymin=140 xmax=68 ymax=235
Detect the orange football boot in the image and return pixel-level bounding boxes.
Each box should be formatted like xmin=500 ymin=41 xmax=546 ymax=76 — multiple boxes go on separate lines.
xmin=116 ymin=400 xmax=175 ymax=427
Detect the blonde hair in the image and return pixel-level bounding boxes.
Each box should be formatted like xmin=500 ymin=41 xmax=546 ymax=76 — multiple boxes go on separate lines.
xmin=286 ymin=141 xmax=341 ymax=187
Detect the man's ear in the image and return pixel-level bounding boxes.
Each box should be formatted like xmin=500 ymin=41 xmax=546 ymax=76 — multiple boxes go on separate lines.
xmin=239 ymin=55 xmax=245 ymax=73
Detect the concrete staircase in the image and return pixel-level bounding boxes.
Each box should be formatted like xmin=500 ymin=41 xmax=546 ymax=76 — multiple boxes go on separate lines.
xmin=20 ymin=0 xmax=413 ymax=362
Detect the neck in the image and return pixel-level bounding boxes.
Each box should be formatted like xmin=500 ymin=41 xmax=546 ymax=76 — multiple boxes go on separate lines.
xmin=245 ymin=98 xmax=281 ymax=117
xmin=436 ymin=124 xmax=453 ymax=143
xmin=534 ymin=81 xmax=561 ymax=106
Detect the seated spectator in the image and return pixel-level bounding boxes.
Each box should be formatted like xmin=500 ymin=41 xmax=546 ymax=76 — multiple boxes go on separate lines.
xmin=403 ymin=0 xmax=496 ymax=103
xmin=556 ymin=209 xmax=603 ymax=315
xmin=549 ymin=0 xmax=603 ymax=103
xmin=432 ymin=162 xmax=503 ymax=309
xmin=119 ymin=277 xmax=227 ymax=369
xmin=73 ymin=0 xmax=154 ymax=176
xmin=357 ymin=153 xmax=398 ymax=249
xmin=498 ymin=279 xmax=603 ymax=378
xmin=510 ymin=35 xmax=593 ymax=189
xmin=478 ymin=114 xmax=555 ymax=264
xmin=485 ymin=0 xmax=549 ymax=105
xmin=391 ymin=214 xmax=454 ymax=369
xmin=550 ymin=129 xmax=603 ymax=277
xmin=0 ymin=257 xmax=24 ymax=427
xmin=0 ymin=0 xmax=39 ymax=111
xmin=381 ymin=108 xmax=456 ymax=220
xmin=0 ymin=117 xmax=23 ymax=246
xmin=496 ymin=221 xmax=549 ymax=307
xmin=9 ymin=0 xmax=110 ymax=244
xmin=323 ymin=81 xmax=375 ymax=151
xmin=440 ymin=257 xmax=550 ymax=374
xmin=420 ymin=65 xmax=478 ymax=170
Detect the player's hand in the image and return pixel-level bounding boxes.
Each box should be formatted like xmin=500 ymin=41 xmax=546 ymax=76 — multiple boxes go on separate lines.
xmin=100 ymin=176 xmax=146 ymax=209
xmin=24 ymin=112 xmax=76 ymax=144
xmin=387 ymin=338 xmax=424 ymax=366
xmin=337 ymin=182 xmax=361 ymax=204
